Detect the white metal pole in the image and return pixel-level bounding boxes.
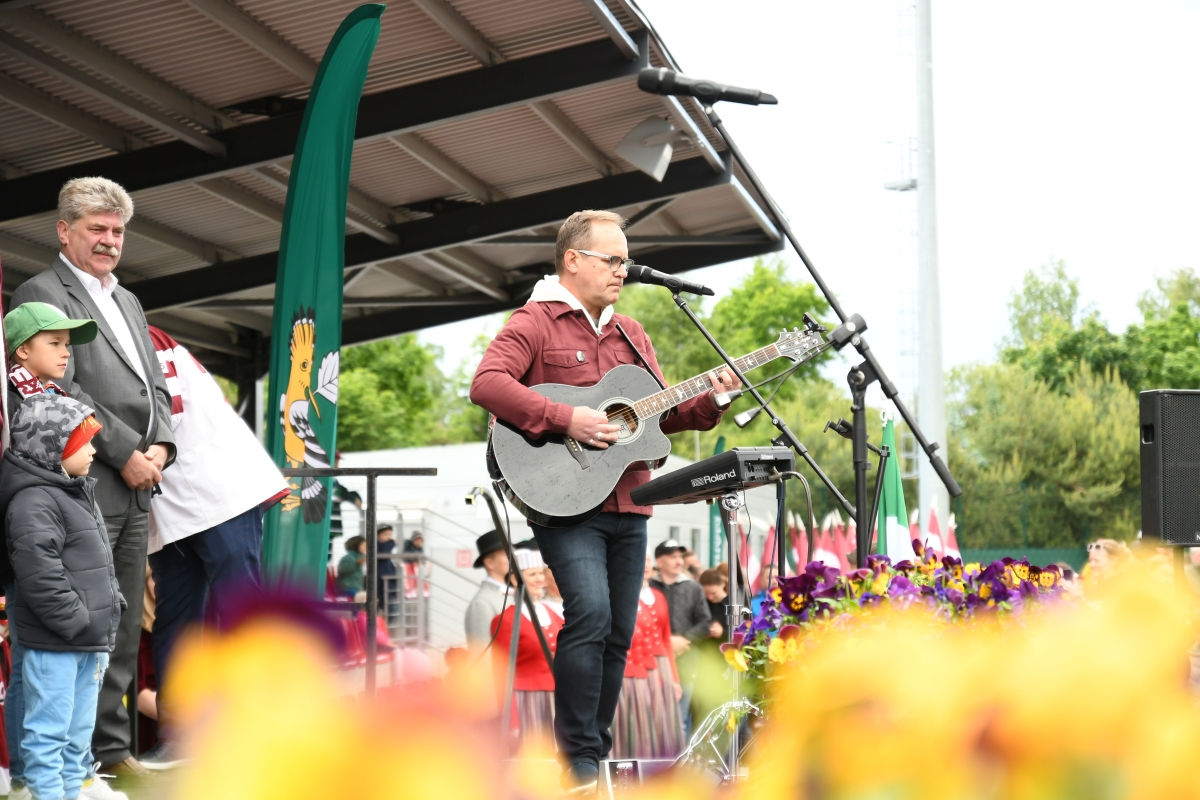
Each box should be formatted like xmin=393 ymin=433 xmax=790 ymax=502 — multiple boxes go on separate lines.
xmin=915 ymin=0 xmax=949 ymax=540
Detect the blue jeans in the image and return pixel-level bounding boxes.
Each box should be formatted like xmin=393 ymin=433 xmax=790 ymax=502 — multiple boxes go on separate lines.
xmin=678 ymin=681 xmax=695 ymax=741
xmin=4 ymin=583 xmax=24 ymax=786
xmin=532 ymin=512 xmax=647 ymax=767
xmin=147 ymin=505 xmax=264 ymax=738
xmin=22 ymin=649 xmax=107 ymax=800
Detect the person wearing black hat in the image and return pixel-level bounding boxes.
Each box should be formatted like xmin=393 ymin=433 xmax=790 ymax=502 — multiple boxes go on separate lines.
xmin=464 ymin=530 xmax=510 ymax=654
xmin=649 ymin=538 xmax=711 ymax=740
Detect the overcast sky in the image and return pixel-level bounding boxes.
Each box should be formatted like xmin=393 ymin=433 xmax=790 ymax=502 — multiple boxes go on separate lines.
xmin=422 ymin=0 xmax=1200 ymax=401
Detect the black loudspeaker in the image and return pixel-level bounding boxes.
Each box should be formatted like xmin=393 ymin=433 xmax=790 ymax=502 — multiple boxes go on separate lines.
xmin=1140 ymin=389 xmax=1200 ymax=545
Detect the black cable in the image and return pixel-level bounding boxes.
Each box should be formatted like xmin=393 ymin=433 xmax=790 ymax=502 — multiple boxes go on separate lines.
xmin=778 ymin=470 xmax=817 ymax=565
xmin=774 ymin=478 xmax=787 ymax=579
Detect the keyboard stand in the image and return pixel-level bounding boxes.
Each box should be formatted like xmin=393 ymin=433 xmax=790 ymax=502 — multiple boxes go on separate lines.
xmin=674 ymin=490 xmax=761 ymax=783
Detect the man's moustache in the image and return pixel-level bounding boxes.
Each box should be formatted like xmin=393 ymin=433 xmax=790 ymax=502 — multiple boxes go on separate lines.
xmin=92 ymin=246 xmax=119 ymax=256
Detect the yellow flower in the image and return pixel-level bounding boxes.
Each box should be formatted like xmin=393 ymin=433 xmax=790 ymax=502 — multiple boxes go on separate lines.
xmin=724 ymin=646 xmax=748 ymax=672
xmin=769 ymin=636 xmax=801 ymax=664
xmin=871 ymin=573 xmax=890 ymax=596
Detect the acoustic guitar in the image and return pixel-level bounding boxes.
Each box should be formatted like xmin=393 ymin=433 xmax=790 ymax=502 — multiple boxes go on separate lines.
xmin=488 ymin=328 xmax=826 ymax=527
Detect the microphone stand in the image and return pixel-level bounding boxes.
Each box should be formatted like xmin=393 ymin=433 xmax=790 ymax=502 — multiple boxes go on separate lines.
xmin=698 ymin=103 xmax=962 ymax=568
xmin=670 ymin=292 xmax=855 ymax=517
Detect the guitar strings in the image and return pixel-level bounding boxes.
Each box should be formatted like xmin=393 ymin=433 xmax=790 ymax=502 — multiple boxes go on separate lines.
xmin=604 ymin=355 xmax=769 ymax=427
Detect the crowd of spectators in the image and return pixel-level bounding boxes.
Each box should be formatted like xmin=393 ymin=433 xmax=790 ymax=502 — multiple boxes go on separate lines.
xmin=460 ymin=531 xmax=745 ymax=759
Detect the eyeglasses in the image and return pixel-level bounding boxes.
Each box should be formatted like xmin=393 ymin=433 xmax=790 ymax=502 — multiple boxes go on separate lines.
xmin=1087 ymin=542 xmax=1104 ymax=552
xmin=575 ymin=249 xmax=634 ymax=273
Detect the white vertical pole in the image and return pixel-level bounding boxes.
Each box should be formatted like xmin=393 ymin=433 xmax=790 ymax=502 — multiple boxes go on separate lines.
xmin=916 ymin=0 xmax=949 ymax=539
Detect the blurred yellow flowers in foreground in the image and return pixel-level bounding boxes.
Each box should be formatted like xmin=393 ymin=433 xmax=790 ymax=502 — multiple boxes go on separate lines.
xmin=748 ymin=564 xmax=1200 ymax=799
xmin=161 ymin=564 xmax=1200 ymax=800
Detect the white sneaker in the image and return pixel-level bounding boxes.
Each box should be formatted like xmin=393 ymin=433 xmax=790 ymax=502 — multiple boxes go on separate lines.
xmin=9 ymin=784 xmax=31 ymax=800
xmin=79 ymin=764 xmax=128 ymax=800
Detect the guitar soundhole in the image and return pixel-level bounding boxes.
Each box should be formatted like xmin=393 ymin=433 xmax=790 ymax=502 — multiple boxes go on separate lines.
xmin=605 ymin=402 xmax=639 ymax=443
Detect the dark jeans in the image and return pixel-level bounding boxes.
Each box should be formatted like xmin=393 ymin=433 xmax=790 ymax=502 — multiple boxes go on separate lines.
xmin=532 ymin=512 xmax=647 ymax=768
xmin=147 ymin=505 xmax=264 ymax=738
xmin=93 ymin=499 xmax=148 ymax=768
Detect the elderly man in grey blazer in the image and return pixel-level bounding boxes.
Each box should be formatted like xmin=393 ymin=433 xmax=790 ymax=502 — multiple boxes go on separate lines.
xmin=11 ymin=176 xmax=176 ymax=778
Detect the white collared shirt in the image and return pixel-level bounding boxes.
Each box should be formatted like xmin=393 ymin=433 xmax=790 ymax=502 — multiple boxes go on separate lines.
xmin=483 ymin=575 xmax=511 ymax=594
xmin=60 ymin=253 xmax=153 ymax=414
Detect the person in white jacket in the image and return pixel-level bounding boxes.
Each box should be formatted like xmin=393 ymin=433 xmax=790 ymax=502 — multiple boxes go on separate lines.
xmin=141 ymin=327 xmax=288 ymax=769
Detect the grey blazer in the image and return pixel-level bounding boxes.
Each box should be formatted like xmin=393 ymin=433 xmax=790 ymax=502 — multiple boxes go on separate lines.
xmin=11 ymin=258 xmax=177 ymax=516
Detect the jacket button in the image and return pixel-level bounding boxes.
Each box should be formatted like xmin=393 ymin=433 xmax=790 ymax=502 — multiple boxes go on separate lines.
xmin=139 ymin=428 xmax=146 ymax=435
xmin=576 ymin=351 xmax=585 ymax=362
xmin=140 ymin=388 xmax=147 ymax=396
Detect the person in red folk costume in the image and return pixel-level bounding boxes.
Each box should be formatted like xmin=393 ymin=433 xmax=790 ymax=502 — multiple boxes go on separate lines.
xmin=610 ymin=583 xmax=653 ymax=760
xmin=612 ymin=555 xmax=684 ymax=759
xmin=491 ymin=547 xmax=563 ymax=751
xmin=639 ymin=555 xmax=685 ymax=757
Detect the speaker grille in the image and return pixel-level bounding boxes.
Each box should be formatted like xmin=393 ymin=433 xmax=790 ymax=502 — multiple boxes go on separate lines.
xmin=1160 ymin=393 xmax=1200 ymax=544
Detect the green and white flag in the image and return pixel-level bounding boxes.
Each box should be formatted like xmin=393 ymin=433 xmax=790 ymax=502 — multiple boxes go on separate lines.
xmin=263 ymin=5 xmax=384 ymax=595
xmin=878 ymin=410 xmax=915 ymax=561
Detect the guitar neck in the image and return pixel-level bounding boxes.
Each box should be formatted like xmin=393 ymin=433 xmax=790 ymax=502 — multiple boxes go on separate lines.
xmin=632 ymin=343 xmax=782 ymax=420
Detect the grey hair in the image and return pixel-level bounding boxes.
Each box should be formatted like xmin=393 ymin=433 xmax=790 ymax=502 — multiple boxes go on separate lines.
xmin=58 ymin=177 xmax=134 ymax=226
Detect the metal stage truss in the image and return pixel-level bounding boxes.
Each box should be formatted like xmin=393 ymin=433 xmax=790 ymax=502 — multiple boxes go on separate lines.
xmin=0 ymin=0 xmax=784 ymax=415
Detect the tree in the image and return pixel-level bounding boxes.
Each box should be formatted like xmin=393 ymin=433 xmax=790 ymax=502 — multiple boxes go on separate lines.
xmin=1137 ymin=268 xmax=1200 ymax=320
xmin=948 ymin=362 xmax=1140 ymax=546
xmin=1001 ymin=261 xmax=1200 ymax=393
xmin=337 ymin=334 xmax=447 ymax=450
xmin=617 ymin=257 xmax=831 ymax=391
xmin=1005 ymin=258 xmax=1082 ymax=348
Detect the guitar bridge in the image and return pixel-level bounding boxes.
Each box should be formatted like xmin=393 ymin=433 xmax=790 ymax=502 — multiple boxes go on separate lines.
xmin=564 ymin=436 xmax=591 ymax=470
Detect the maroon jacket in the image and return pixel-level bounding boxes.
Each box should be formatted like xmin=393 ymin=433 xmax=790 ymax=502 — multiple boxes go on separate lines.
xmin=470 ymin=299 xmax=725 ymax=516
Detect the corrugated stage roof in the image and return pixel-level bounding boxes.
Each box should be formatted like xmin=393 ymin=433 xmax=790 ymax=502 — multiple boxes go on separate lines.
xmin=0 ymin=0 xmax=783 ymax=380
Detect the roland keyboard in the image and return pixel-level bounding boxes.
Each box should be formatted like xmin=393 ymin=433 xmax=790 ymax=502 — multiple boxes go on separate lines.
xmin=630 ymin=447 xmax=795 ymax=506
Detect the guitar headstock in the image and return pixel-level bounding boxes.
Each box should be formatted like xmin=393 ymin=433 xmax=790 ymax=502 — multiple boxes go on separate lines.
xmin=776 ymin=327 xmax=825 ymax=362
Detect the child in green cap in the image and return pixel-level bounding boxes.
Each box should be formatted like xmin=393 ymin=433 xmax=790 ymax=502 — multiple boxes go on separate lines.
xmin=1 ymin=300 xmax=98 ymax=800
xmin=5 ymin=301 xmax=99 ymax=406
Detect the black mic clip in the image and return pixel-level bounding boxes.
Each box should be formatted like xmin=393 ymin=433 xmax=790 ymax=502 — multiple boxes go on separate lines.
xmin=828 ymin=314 xmax=867 ymax=351
xmin=824 ymin=418 xmax=853 ymax=440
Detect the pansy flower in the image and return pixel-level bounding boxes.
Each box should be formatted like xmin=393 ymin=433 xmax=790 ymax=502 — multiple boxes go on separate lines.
xmin=722 ymin=645 xmax=748 ymax=671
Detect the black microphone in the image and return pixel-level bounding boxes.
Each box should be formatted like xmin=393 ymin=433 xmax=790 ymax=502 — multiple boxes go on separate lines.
xmin=637 ymin=68 xmax=778 ymax=106
xmin=626 ymin=263 xmax=714 ymax=296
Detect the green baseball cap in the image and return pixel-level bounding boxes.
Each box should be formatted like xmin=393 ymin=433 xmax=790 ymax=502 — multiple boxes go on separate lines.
xmin=5 ymin=302 xmax=98 ymax=357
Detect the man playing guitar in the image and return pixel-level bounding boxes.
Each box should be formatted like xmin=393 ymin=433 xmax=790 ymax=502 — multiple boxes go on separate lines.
xmin=470 ymin=209 xmax=739 ymax=792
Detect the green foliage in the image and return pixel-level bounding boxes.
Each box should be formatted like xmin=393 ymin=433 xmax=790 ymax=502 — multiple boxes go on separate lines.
xmin=705 ymin=259 xmax=830 ymax=381
xmin=1137 ymin=268 xmax=1200 ymax=319
xmin=337 ymin=367 xmax=407 ymax=451
xmin=616 ymin=257 xmax=831 ymax=392
xmin=1003 ymin=263 xmax=1200 ymax=394
xmin=1003 ymin=316 xmax=1134 ymax=391
xmin=947 ymin=260 xmax=1200 ymax=547
xmin=1005 ymin=258 xmax=1082 ymax=347
xmin=336 ymin=334 xmax=450 ymax=450
xmin=949 ymin=361 xmax=1140 ymax=547
xmin=1123 ymin=304 xmax=1200 ymax=390
xmin=336 ymin=322 xmax=502 ymax=451
xmin=212 ymin=374 xmax=239 ymax=406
